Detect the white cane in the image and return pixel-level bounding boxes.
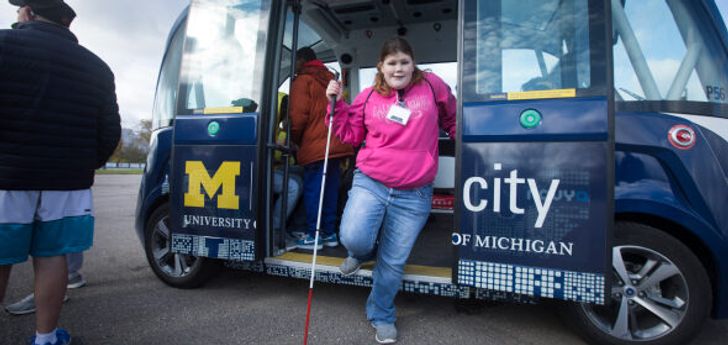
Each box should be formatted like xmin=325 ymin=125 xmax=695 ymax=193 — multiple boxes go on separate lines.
xmin=303 ymin=71 xmax=340 ymax=345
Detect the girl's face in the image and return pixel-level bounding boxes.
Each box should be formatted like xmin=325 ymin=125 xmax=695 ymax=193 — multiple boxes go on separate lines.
xmin=379 ymin=52 xmax=414 ymax=90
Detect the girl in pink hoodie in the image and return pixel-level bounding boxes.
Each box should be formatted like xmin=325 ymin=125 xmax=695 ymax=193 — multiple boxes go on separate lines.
xmin=326 ymin=37 xmax=456 ymax=344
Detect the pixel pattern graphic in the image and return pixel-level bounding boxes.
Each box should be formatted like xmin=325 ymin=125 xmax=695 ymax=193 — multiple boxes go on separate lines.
xmin=172 ymin=234 xmax=255 ymax=261
xmin=458 ymin=259 xmax=604 ymax=303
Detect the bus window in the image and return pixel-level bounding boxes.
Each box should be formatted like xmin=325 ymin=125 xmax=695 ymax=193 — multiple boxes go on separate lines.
xmin=177 ymin=0 xmax=271 ymax=115
xmin=501 ymin=49 xmax=560 ymax=92
xmin=277 ymin=12 xmax=337 ymax=94
xmin=151 ymin=19 xmax=185 ymax=130
xmin=278 ymin=61 xmax=340 ymax=96
xmin=462 ymin=0 xmax=605 ymax=101
xmin=277 ymin=12 xmax=332 ymax=89
xmin=612 ymin=0 xmax=728 ymax=107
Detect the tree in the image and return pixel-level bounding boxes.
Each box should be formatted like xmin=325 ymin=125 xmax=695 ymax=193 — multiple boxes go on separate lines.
xmin=108 ymin=140 xmax=124 ymax=164
xmin=138 ymin=119 xmax=152 ymax=145
xmin=105 ymin=119 xmax=152 ymax=164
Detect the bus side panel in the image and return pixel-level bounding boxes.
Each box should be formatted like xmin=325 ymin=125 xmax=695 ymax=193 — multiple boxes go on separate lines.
xmin=134 ymin=127 xmax=173 ymax=245
xmin=616 ymin=112 xmax=728 ymax=234
xmin=457 ymin=98 xmax=610 ymax=304
xmin=169 ymin=115 xmax=259 ymax=261
xmin=614 ymin=111 xmax=728 ymax=318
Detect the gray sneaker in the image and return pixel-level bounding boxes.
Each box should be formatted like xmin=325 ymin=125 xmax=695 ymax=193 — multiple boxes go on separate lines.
xmin=339 ymin=256 xmax=362 ymax=276
xmin=67 ymin=272 xmax=86 ymax=289
xmin=372 ymin=322 xmax=397 ymax=344
xmin=4 ymin=293 xmax=70 ymax=316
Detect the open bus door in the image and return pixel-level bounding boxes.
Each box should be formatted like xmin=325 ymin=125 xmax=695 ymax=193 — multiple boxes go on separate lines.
xmin=454 ymin=0 xmax=614 ymax=304
xmin=168 ymin=0 xmax=273 ymax=262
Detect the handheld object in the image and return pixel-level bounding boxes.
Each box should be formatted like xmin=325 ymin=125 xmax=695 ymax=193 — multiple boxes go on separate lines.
xmin=303 ymin=71 xmax=340 ymax=345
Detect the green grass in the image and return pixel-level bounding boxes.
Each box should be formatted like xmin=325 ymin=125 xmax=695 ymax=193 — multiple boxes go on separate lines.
xmin=96 ymin=168 xmax=143 ymax=175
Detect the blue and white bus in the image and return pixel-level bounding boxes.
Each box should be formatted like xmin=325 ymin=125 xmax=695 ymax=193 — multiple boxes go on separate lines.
xmin=134 ymin=1 xmax=728 ymax=344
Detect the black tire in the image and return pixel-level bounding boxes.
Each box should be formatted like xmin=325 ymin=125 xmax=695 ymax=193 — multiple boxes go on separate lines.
xmin=562 ymin=222 xmax=712 ymax=345
xmin=144 ymin=203 xmax=218 ymax=288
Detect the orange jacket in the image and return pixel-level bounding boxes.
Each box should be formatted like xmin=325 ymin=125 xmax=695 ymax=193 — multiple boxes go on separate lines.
xmin=290 ymin=61 xmax=353 ymax=165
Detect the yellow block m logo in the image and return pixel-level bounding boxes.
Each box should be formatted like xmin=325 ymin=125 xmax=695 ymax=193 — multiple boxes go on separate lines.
xmin=184 ymin=161 xmax=240 ymax=209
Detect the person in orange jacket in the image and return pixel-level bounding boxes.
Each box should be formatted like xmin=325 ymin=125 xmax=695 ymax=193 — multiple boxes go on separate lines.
xmin=289 ymin=47 xmax=353 ymax=250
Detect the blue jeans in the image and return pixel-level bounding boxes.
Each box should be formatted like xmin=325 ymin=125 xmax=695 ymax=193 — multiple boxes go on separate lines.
xmin=339 ymin=170 xmax=432 ymax=325
xmin=303 ymin=159 xmax=341 ymax=236
xmin=272 ymin=167 xmax=303 ymax=230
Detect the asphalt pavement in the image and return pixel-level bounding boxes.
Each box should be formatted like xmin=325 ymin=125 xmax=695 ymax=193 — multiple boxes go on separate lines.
xmin=1 ymin=174 xmax=726 ymax=344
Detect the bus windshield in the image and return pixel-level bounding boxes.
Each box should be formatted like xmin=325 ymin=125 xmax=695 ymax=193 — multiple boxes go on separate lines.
xmin=177 ymin=0 xmax=271 ymax=115
xmin=461 ymin=0 xmax=605 ymax=101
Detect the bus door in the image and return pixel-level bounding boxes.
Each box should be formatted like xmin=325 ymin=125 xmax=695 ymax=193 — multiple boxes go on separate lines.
xmin=169 ymin=0 xmax=272 ymax=261
xmin=455 ymin=0 xmax=614 ymax=304
xmin=269 ymin=0 xmax=302 ymax=256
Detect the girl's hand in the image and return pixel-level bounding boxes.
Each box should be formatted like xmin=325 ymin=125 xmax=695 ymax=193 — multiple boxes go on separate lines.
xmin=326 ymin=80 xmax=342 ymax=101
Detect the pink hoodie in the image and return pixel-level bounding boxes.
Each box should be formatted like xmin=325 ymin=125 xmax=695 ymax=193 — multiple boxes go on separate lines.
xmin=329 ymin=72 xmax=456 ymax=189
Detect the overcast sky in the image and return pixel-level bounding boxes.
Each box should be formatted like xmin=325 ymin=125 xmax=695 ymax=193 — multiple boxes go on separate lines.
xmin=0 ymin=0 xmax=189 ymax=129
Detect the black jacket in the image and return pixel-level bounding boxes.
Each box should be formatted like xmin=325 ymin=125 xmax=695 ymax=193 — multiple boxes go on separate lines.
xmin=0 ymin=21 xmax=121 ymax=190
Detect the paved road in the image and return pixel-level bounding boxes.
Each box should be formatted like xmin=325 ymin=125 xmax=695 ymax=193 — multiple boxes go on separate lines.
xmin=2 ymin=175 xmax=727 ymax=344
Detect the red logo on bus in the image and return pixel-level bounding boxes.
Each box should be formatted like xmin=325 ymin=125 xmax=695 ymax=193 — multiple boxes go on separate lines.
xmin=668 ymin=125 xmax=696 ymax=150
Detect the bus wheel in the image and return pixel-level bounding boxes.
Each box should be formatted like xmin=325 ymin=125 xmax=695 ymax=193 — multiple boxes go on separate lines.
xmin=144 ymin=203 xmax=218 ymax=288
xmin=563 ymin=222 xmax=711 ymax=345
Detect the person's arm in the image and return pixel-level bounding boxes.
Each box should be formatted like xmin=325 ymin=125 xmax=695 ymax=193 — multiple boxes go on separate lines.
xmin=430 ymin=73 xmax=457 ymax=138
xmin=289 ymin=76 xmax=311 ymax=146
xmin=326 ymin=90 xmax=368 ymax=147
xmin=96 ymin=72 xmax=121 ymax=168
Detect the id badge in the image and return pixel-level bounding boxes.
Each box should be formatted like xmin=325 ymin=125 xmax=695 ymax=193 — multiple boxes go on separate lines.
xmin=386 ymin=103 xmax=411 ymax=126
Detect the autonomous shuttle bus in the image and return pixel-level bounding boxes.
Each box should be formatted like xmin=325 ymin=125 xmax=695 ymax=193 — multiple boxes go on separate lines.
xmin=134 ymin=0 xmax=728 ymax=344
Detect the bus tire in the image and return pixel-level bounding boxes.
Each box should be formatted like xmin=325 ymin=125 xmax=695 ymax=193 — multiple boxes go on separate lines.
xmin=562 ymin=221 xmax=711 ymax=345
xmin=144 ymin=203 xmax=218 ymax=289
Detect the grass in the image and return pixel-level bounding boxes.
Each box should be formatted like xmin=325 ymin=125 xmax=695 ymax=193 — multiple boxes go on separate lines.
xmin=96 ymin=168 xmax=143 ymax=175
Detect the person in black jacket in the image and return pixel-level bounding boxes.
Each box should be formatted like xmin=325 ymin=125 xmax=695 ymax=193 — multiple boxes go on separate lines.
xmin=0 ymin=1 xmax=120 ymax=344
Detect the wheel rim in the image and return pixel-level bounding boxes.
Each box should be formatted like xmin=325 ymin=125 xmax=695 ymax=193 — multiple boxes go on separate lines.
xmin=581 ymin=245 xmax=689 ymax=341
xmin=150 ymin=213 xmax=199 ymax=278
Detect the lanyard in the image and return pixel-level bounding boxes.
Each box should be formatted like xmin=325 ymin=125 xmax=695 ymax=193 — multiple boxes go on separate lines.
xmin=397 ymin=89 xmax=407 ymax=107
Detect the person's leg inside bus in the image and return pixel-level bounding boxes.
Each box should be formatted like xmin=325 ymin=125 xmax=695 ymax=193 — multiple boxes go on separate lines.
xmin=272 ymin=169 xmax=285 ymax=230
xmin=299 ymin=161 xmax=335 ymax=249
xmin=339 ymin=170 xmax=385 ymax=261
xmin=366 ymin=183 xmax=432 ymax=326
xmin=321 ymin=159 xmax=341 ymax=245
xmin=302 ymin=161 xmax=324 ymax=238
xmin=272 ymin=168 xmax=304 ymax=231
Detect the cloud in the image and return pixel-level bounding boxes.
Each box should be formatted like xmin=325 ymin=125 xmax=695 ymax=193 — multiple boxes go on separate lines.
xmin=720 ymin=3 xmax=728 ymax=24
xmin=0 ymin=0 xmax=189 ymax=128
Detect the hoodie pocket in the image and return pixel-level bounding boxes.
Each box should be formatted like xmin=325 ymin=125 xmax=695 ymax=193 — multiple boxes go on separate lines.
xmin=358 ymin=148 xmax=436 ymax=187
